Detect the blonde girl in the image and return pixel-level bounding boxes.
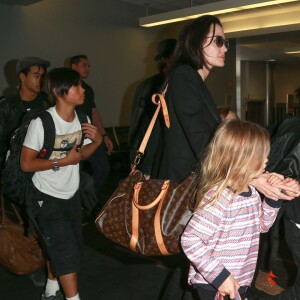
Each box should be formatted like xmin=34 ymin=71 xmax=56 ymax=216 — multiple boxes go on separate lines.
xmin=181 ymin=119 xmax=298 ymax=300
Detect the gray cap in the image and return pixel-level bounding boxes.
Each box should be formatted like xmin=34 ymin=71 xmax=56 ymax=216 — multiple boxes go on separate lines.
xmin=16 ymin=57 xmax=50 ymax=73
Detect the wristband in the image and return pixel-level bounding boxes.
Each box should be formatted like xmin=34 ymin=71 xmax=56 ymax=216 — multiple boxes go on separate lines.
xmin=53 ymin=158 xmax=59 ymax=172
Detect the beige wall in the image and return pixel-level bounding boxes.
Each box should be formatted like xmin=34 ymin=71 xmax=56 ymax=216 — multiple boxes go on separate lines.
xmin=0 ymin=0 xmax=161 ymax=126
xmin=0 ymin=0 xmax=236 ymax=126
xmin=275 ymin=62 xmax=300 ymax=103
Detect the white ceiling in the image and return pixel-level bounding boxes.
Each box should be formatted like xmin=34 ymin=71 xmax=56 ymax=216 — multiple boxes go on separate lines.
xmin=118 ymin=0 xmax=222 ymax=14
xmin=0 ymin=0 xmax=42 ymax=5
xmin=1 ymin=0 xmax=299 ymax=63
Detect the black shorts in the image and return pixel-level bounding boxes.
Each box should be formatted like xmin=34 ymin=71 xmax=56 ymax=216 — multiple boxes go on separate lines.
xmin=31 ymin=186 xmax=82 ymax=277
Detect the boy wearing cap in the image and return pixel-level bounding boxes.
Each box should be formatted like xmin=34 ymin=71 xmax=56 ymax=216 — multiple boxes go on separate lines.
xmin=128 ymin=38 xmax=177 ymax=175
xmin=0 ymin=56 xmax=51 ymax=170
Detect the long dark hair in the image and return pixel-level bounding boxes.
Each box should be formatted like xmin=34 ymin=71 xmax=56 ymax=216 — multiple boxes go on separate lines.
xmin=172 ymin=15 xmax=223 ymax=70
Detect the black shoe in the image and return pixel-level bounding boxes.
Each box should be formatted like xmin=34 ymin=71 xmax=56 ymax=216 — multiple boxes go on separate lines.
xmin=41 ymin=290 xmax=64 ymax=300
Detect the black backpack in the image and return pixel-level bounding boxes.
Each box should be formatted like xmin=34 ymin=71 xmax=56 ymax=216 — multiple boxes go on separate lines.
xmin=1 ymin=109 xmax=88 ymax=206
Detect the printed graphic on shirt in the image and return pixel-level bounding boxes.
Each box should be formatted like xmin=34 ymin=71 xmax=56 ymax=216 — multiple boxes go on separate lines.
xmin=49 ymin=130 xmax=82 ymax=159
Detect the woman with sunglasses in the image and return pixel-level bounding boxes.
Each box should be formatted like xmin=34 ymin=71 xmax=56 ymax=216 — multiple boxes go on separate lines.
xmin=156 ymin=15 xmax=228 ymax=184
xmin=158 ymin=15 xmax=229 ymax=300
xmin=158 ymin=15 xmax=299 ymax=300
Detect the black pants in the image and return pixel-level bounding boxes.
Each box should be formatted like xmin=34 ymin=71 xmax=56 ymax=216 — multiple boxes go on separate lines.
xmin=161 ymin=253 xmax=196 ymax=300
xmin=257 ymin=206 xmax=285 ymax=273
xmin=271 ymin=217 xmax=300 ymax=300
xmin=85 ymin=143 xmax=110 ymax=194
xmin=31 ymin=186 xmax=83 ymax=277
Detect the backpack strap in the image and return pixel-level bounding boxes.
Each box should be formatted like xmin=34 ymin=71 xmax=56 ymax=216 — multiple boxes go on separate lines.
xmin=75 ymin=110 xmax=88 ymax=150
xmin=76 ymin=110 xmax=88 ymax=124
xmin=38 ymin=111 xmax=56 ymax=159
xmin=38 ymin=110 xmax=88 ymax=159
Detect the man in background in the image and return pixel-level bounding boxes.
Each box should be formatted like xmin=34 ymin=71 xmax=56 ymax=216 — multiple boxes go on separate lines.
xmin=0 ymin=56 xmax=50 ymax=174
xmin=70 ymin=55 xmax=112 ymax=207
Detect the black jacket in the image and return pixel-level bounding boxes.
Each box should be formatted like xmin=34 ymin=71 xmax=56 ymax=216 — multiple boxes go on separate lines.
xmin=0 ymin=91 xmax=50 ymax=169
xmin=267 ymin=116 xmax=300 ymax=223
xmin=156 ymin=64 xmax=221 ymax=182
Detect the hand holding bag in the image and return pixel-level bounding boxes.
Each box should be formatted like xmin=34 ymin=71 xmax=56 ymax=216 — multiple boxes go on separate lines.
xmin=95 ymin=89 xmax=199 ymax=256
xmin=214 ymin=291 xmax=242 ymax=300
xmin=0 ymin=194 xmax=45 ymax=275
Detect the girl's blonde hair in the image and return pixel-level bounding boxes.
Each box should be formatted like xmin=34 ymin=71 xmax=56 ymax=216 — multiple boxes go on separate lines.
xmin=196 ymin=119 xmax=270 ymax=209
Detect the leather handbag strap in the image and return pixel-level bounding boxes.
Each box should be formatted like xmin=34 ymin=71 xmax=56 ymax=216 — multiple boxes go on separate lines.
xmin=0 ymin=194 xmax=23 ymax=226
xmin=133 ymin=86 xmax=169 ymax=167
xmin=130 ymin=180 xmax=170 ymax=255
xmin=132 ymin=181 xmax=169 ymax=210
xmin=0 ymin=194 xmax=5 ymax=225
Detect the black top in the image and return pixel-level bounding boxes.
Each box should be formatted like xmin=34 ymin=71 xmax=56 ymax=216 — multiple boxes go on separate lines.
xmin=155 ymin=64 xmax=221 ymax=182
xmin=76 ymin=81 xmax=96 ymax=121
xmin=266 ymin=115 xmax=300 ymax=223
xmin=0 ymin=91 xmax=50 ymax=169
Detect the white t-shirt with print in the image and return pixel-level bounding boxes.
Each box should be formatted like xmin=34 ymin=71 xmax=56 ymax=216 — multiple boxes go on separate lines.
xmin=23 ymin=106 xmax=91 ymax=199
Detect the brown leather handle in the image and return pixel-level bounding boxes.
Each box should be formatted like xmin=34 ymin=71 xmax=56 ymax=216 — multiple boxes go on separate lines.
xmin=130 ymin=180 xmax=170 ymax=255
xmin=132 ymin=181 xmax=170 ymax=210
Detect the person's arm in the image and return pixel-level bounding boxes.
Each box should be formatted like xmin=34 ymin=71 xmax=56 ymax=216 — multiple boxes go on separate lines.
xmin=252 ymin=172 xmax=300 ymax=200
xmin=80 ymin=122 xmax=102 ymax=160
xmin=20 ymin=117 xmax=102 ymax=172
xmin=92 ymin=108 xmax=113 ymax=152
xmin=21 ymin=144 xmax=82 ymax=172
xmin=181 ymin=192 xmax=236 ymax=291
xmin=171 ymin=65 xmax=220 ymax=160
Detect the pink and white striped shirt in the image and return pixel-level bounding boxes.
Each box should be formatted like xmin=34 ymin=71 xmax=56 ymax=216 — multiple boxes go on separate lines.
xmin=181 ymin=185 xmax=281 ymax=289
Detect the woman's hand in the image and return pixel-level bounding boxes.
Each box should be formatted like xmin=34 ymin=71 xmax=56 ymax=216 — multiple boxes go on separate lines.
xmin=252 ymin=173 xmax=300 ymax=200
xmin=277 ymin=177 xmax=300 ymax=198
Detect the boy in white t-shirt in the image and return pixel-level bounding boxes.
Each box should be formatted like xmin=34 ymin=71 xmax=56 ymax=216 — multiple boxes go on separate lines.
xmin=20 ymin=68 xmax=102 ymax=300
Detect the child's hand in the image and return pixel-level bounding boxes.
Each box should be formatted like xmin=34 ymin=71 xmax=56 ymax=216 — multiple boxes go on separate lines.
xmin=81 ymin=123 xmax=103 ymax=145
xmin=267 ymin=173 xmax=284 ymax=186
xmin=60 ymin=144 xmax=81 ymax=166
xmin=218 ymin=274 xmax=240 ymax=299
xmin=251 ymin=172 xmax=284 ymax=200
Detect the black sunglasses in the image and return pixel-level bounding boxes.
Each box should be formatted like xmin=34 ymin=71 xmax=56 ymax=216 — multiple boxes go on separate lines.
xmin=207 ymin=35 xmax=229 ymax=50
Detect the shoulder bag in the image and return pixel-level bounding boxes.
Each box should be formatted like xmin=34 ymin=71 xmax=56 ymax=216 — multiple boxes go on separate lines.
xmin=0 ymin=194 xmax=45 ymax=275
xmin=95 ymin=89 xmax=199 ymax=256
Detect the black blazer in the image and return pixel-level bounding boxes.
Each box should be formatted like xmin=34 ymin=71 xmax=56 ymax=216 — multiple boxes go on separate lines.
xmin=156 ymin=64 xmax=221 ymax=182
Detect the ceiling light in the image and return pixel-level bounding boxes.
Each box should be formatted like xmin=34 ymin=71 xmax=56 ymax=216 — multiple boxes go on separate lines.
xmin=285 ymin=50 xmax=300 ymax=54
xmin=139 ymin=0 xmax=299 ymax=27
xmin=285 ymin=46 xmax=300 ymax=54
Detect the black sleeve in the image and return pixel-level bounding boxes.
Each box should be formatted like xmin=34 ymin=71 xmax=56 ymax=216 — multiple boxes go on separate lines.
xmin=171 ymin=65 xmax=220 ymax=160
